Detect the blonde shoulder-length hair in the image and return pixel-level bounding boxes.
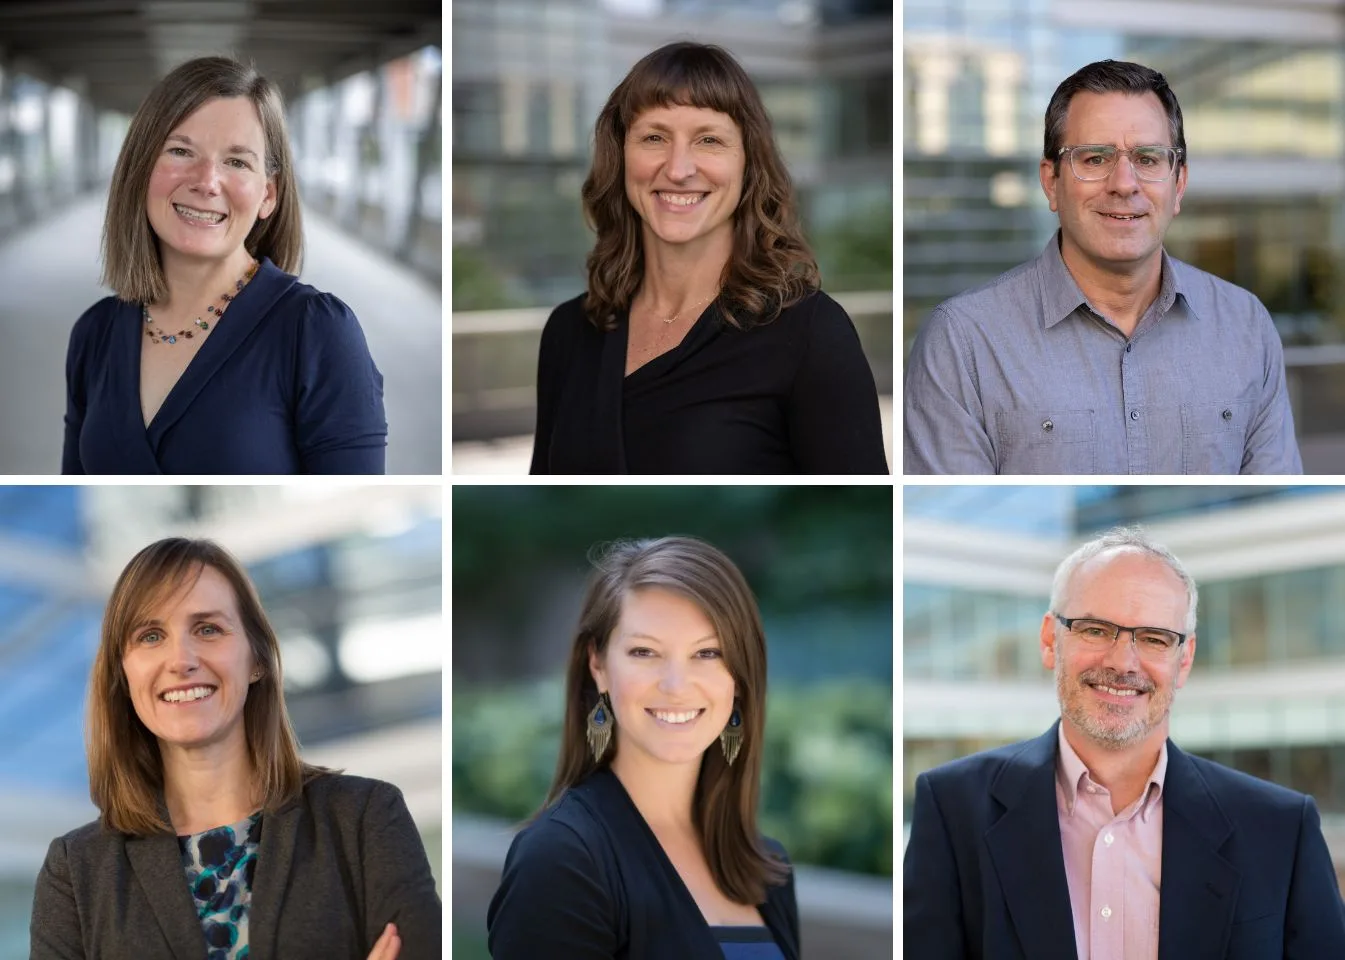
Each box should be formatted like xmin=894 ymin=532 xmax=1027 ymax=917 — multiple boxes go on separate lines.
xmin=86 ymin=537 xmax=329 ymax=836
xmin=102 ymin=56 xmax=303 ymax=304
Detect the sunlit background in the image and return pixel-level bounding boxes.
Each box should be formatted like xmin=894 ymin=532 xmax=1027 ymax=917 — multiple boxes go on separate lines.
xmin=904 ymin=485 xmax=1345 ymax=887
xmin=452 ymin=0 xmax=894 ymax=471
xmin=904 ymin=0 xmax=1345 ymax=471
xmin=0 ymin=485 xmax=442 ymax=959
xmin=0 ymin=2 xmax=442 ymax=473
xmin=452 ymin=485 xmax=893 ymax=959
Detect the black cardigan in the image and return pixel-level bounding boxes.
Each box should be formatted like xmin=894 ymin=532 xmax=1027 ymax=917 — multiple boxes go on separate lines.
xmin=487 ymin=769 xmax=800 ymax=959
xmin=529 ymin=291 xmax=888 ymax=474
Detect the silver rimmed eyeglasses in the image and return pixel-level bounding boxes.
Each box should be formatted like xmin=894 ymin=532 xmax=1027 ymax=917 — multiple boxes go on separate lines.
xmin=1052 ymin=613 xmax=1187 ymax=662
xmin=1058 ymin=145 xmax=1184 ymax=182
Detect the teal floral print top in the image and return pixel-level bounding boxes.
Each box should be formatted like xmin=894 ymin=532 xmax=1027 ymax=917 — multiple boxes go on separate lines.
xmin=177 ymin=811 xmax=262 ymax=960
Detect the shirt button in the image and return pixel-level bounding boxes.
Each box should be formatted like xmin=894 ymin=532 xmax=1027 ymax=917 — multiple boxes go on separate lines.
xmin=1130 ymin=409 xmax=1140 ymax=421
xmin=1104 ymin=832 xmax=1114 ymax=845
xmin=1125 ymin=344 xmax=1132 ymax=353
xmin=1101 ymin=906 xmax=1112 ymax=920
xmin=1222 ymin=408 xmax=1233 ymax=420
xmin=1042 ymin=419 xmax=1054 ymax=432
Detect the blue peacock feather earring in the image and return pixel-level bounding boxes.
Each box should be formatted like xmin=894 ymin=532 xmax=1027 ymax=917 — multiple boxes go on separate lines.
xmin=719 ymin=700 xmax=744 ymax=766
xmin=586 ymin=691 xmax=614 ymax=762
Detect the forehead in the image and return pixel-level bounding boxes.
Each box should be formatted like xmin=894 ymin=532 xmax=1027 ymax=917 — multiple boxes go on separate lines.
xmin=1066 ymin=549 xmax=1188 ymax=625
xmin=615 ymin=586 xmax=717 ymax=640
xmin=630 ymin=103 xmax=739 ymax=133
xmin=1063 ymin=91 xmax=1171 ymax=146
xmin=138 ymin=563 xmax=240 ymax=622
xmin=169 ymin=96 xmax=265 ymax=145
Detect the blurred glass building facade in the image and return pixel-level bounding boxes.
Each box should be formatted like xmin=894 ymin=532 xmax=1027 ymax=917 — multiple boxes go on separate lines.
xmin=904 ymin=485 xmax=1345 ymax=882
xmin=0 ymin=485 xmax=442 ymax=960
xmin=903 ymin=0 xmax=1345 ymax=468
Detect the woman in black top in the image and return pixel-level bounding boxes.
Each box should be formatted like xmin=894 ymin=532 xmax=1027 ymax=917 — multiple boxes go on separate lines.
xmin=488 ymin=537 xmax=798 ymax=959
xmin=530 ymin=42 xmax=887 ymax=474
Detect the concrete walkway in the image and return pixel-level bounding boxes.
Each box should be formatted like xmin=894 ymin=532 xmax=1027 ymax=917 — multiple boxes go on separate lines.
xmin=0 ymin=194 xmax=440 ymax=475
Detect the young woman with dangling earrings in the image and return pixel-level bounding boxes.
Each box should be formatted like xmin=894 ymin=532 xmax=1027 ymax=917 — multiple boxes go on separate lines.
xmin=488 ymin=536 xmax=798 ymax=960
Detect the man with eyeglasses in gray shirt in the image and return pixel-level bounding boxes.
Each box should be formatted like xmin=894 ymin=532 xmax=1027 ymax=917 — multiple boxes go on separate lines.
xmin=904 ymin=60 xmax=1302 ymax=475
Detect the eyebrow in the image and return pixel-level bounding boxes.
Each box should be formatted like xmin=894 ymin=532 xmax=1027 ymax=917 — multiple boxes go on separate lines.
xmin=166 ymin=134 xmax=260 ymax=161
xmin=634 ymin=120 xmax=732 ymax=136
xmin=134 ymin=610 xmax=234 ymax=629
xmin=625 ymin=632 xmax=720 ymax=644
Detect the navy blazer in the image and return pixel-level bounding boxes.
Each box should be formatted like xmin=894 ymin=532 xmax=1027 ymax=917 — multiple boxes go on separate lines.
xmin=63 ymin=257 xmax=386 ymax=474
xmin=487 ymin=768 xmax=800 ymax=959
xmin=30 ymin=774 xmax=440 ymax=960
xmin=904 ymin=723 xmax=1345 ymax=959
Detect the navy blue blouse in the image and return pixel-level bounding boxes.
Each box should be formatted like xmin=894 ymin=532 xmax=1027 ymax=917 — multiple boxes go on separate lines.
xmin=63 ymin=257 xmax=386 ymax=474
xmin=713 ymin=925 xmax=786 ymax=959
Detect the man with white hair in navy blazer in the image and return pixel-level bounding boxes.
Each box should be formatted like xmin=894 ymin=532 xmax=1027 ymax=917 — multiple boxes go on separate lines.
xmin=904 ymin=527 xmax=1345 ymax=959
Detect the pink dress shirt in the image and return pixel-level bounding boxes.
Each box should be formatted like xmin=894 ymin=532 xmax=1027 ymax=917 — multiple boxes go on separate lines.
xmin=1055 ymin=725 xmax=1167 ymax=960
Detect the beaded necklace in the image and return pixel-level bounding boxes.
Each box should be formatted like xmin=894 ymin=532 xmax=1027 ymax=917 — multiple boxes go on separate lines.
xmin=143 ymin=260 xmax=258 ymax=345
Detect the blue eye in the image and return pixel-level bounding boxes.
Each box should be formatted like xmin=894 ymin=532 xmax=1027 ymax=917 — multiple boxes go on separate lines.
xmin=138 ymin=630 xmax=163 ymax=645
xmin=696 ymin=649 xmax=723 ymax=659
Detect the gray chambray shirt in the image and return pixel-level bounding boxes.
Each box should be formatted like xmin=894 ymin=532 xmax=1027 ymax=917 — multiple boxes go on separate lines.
xmin=904 ymin=233 xmax=1303 ymax=475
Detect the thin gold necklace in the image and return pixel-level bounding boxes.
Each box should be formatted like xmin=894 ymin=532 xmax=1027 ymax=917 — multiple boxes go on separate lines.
xmin=647 ymin=292 xmax=719 ymax=325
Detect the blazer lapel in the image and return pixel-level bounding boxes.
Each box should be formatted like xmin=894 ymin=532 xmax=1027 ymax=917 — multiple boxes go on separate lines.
xmin=984 ymin=724 xmax=1078 ymax=960
xmin=125 ymin=831 xmax=207 ymax=959
xmin=1157 ymin=743 xmax=1239 ymax=960
xmin=248 ymin=798 xmax=302 ymax=960
xmin=146 ymin=257 xmax=298 ymax=448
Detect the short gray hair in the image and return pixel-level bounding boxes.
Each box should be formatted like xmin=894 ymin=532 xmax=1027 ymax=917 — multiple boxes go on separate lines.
xmin=1049 ymin=526 xmax=1198 ymax=635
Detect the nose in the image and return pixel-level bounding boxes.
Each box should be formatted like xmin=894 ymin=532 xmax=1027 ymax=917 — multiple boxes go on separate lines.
xmin=163 ymin=633 xmax=201 ymax=674
xmin=188 ymin=156 xmax=222 ymax=194
xmin=656 ymin=658 xmax=690 ymax=694
xmin=1099 ymin=627 xmax=1143 ymax=672
xmin=1106 ymin=153 xmax=1141 ymax=192
xmin=665 ymin=137 xmax=697 ymax=182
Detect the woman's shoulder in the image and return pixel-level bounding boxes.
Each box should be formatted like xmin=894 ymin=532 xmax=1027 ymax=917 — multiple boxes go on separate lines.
xmin=297 ymin=771 xmax=409 ymax=812
xmin=69 ymin=295 xmax=130 ymax=346
xmin=772 ymin=288 xmax=854 ymax=328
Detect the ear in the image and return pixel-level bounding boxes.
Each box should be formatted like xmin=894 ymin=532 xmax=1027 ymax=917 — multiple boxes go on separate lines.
xmin=588 ymin=641 xmax=607 ymax=693
xmin=1172 ymin=161 xmax=1187 ymax=216
xmin=1175 ymin=633 xmax=1196 ymax=688
xmin=257 ymin=176 xmax=278 ymax=221
xmin=1040 ymin=613 xmax=1059 ymax=671
xmin=1039 ymin=157 xmax=1060 ymax=213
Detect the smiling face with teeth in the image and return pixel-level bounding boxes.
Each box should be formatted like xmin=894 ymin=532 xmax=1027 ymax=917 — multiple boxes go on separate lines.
xmin=589 ymin=586 xmax=737 ymax=773
xmin=1039 ymin=91 xmax=1186 ymax=289
xmin=121 ymin=564 xmax=262 ymax=759
xmin=623 ymin=104 xmax=745 ymax=257
xmin=145 ymin=96 xmax=277 ymax=274
xmin=1042 ymin=548 xmax=1196 ymax=754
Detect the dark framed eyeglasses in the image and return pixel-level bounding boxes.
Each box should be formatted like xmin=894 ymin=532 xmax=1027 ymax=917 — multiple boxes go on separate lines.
xmin=1052 ymin=614 xmax=1187 ymax=661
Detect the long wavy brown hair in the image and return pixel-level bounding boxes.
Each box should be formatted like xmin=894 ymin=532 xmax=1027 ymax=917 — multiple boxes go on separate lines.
xmin=86 ymin=538 xmax=330 ymax=836
xmin=581 ymin=42 xmax=819 ymax=331
xmin=540 ymin=536 xmax=789 ymax=905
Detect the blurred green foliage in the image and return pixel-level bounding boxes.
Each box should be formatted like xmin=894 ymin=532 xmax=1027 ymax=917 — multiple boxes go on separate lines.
xmin=452 ymin=245 xmax=521 ymax=310
xmin=453 ymin=678 xmax=892 ymax=877
xmin=452 ymin=485 xmax=892 ymax=617
xmin=812 ymin=200 xmax=894 ymax=293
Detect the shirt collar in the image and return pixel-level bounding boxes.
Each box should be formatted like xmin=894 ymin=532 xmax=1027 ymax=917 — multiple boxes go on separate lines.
xmin=1055 ymin=722 xmax=1168 ymax=822
xmin=1038 ymin=230 xmax=1197 ymax=331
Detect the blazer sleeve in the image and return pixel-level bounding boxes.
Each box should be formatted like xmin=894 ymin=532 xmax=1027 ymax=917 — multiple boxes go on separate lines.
xmin=1285 ymin=794 xmax=1345 ymax=958
xmin=529 ymin=304 xmax=571 ymax=475
xmin=903 ymin=771 xmax=969 ymax=959
xmin=359 ymin=781 xmax=441 ymax=960
xmin=787 ymin=296 xmax=889 ymax=474
xmin=293 ymin=294 xmax=388 ymax=474
xmin=487 ymin=818 xmax=618 ymax=959
xmin=30 ymin=836 xmax=86 ymax=959
xmin=62 ymin=308 xmax=96 ymax=476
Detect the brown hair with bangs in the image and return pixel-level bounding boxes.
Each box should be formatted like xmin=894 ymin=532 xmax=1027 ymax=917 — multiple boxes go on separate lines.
xmin=86 ymin=537 xmax=329 ymax=836
xmin=582 ymin=42 xmax=819 ymax=331
xmin=102 ymin=56 xmax=303 ymax=304
xmin=542 ymin=536 xmax=789 ymax=905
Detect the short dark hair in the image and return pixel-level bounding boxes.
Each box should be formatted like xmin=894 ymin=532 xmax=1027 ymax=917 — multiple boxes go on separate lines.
xmin=1043 ymin=60 xmax=1186 ymax=173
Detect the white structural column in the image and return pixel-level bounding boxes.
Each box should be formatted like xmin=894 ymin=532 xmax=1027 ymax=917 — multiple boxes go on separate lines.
xmin=909 ymin=46 xmax=959 ymax=155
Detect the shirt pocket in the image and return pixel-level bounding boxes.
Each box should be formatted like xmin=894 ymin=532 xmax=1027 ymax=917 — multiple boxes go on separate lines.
xmin=1181 ymin=400 xmax=1252 ymax=474
xmin=993 ymin=409 xmax=1096 ymax=474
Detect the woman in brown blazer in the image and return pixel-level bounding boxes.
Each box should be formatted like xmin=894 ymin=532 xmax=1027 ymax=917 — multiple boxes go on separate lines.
xmin=28 ymin=538 xmax=440 ymax=959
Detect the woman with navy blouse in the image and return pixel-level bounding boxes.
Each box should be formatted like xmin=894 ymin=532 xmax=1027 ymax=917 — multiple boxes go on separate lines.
xmin=63 ymin=56 xmax=386 ymax=475
xmin=488 ymin=537 xmax=798 ymax=959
